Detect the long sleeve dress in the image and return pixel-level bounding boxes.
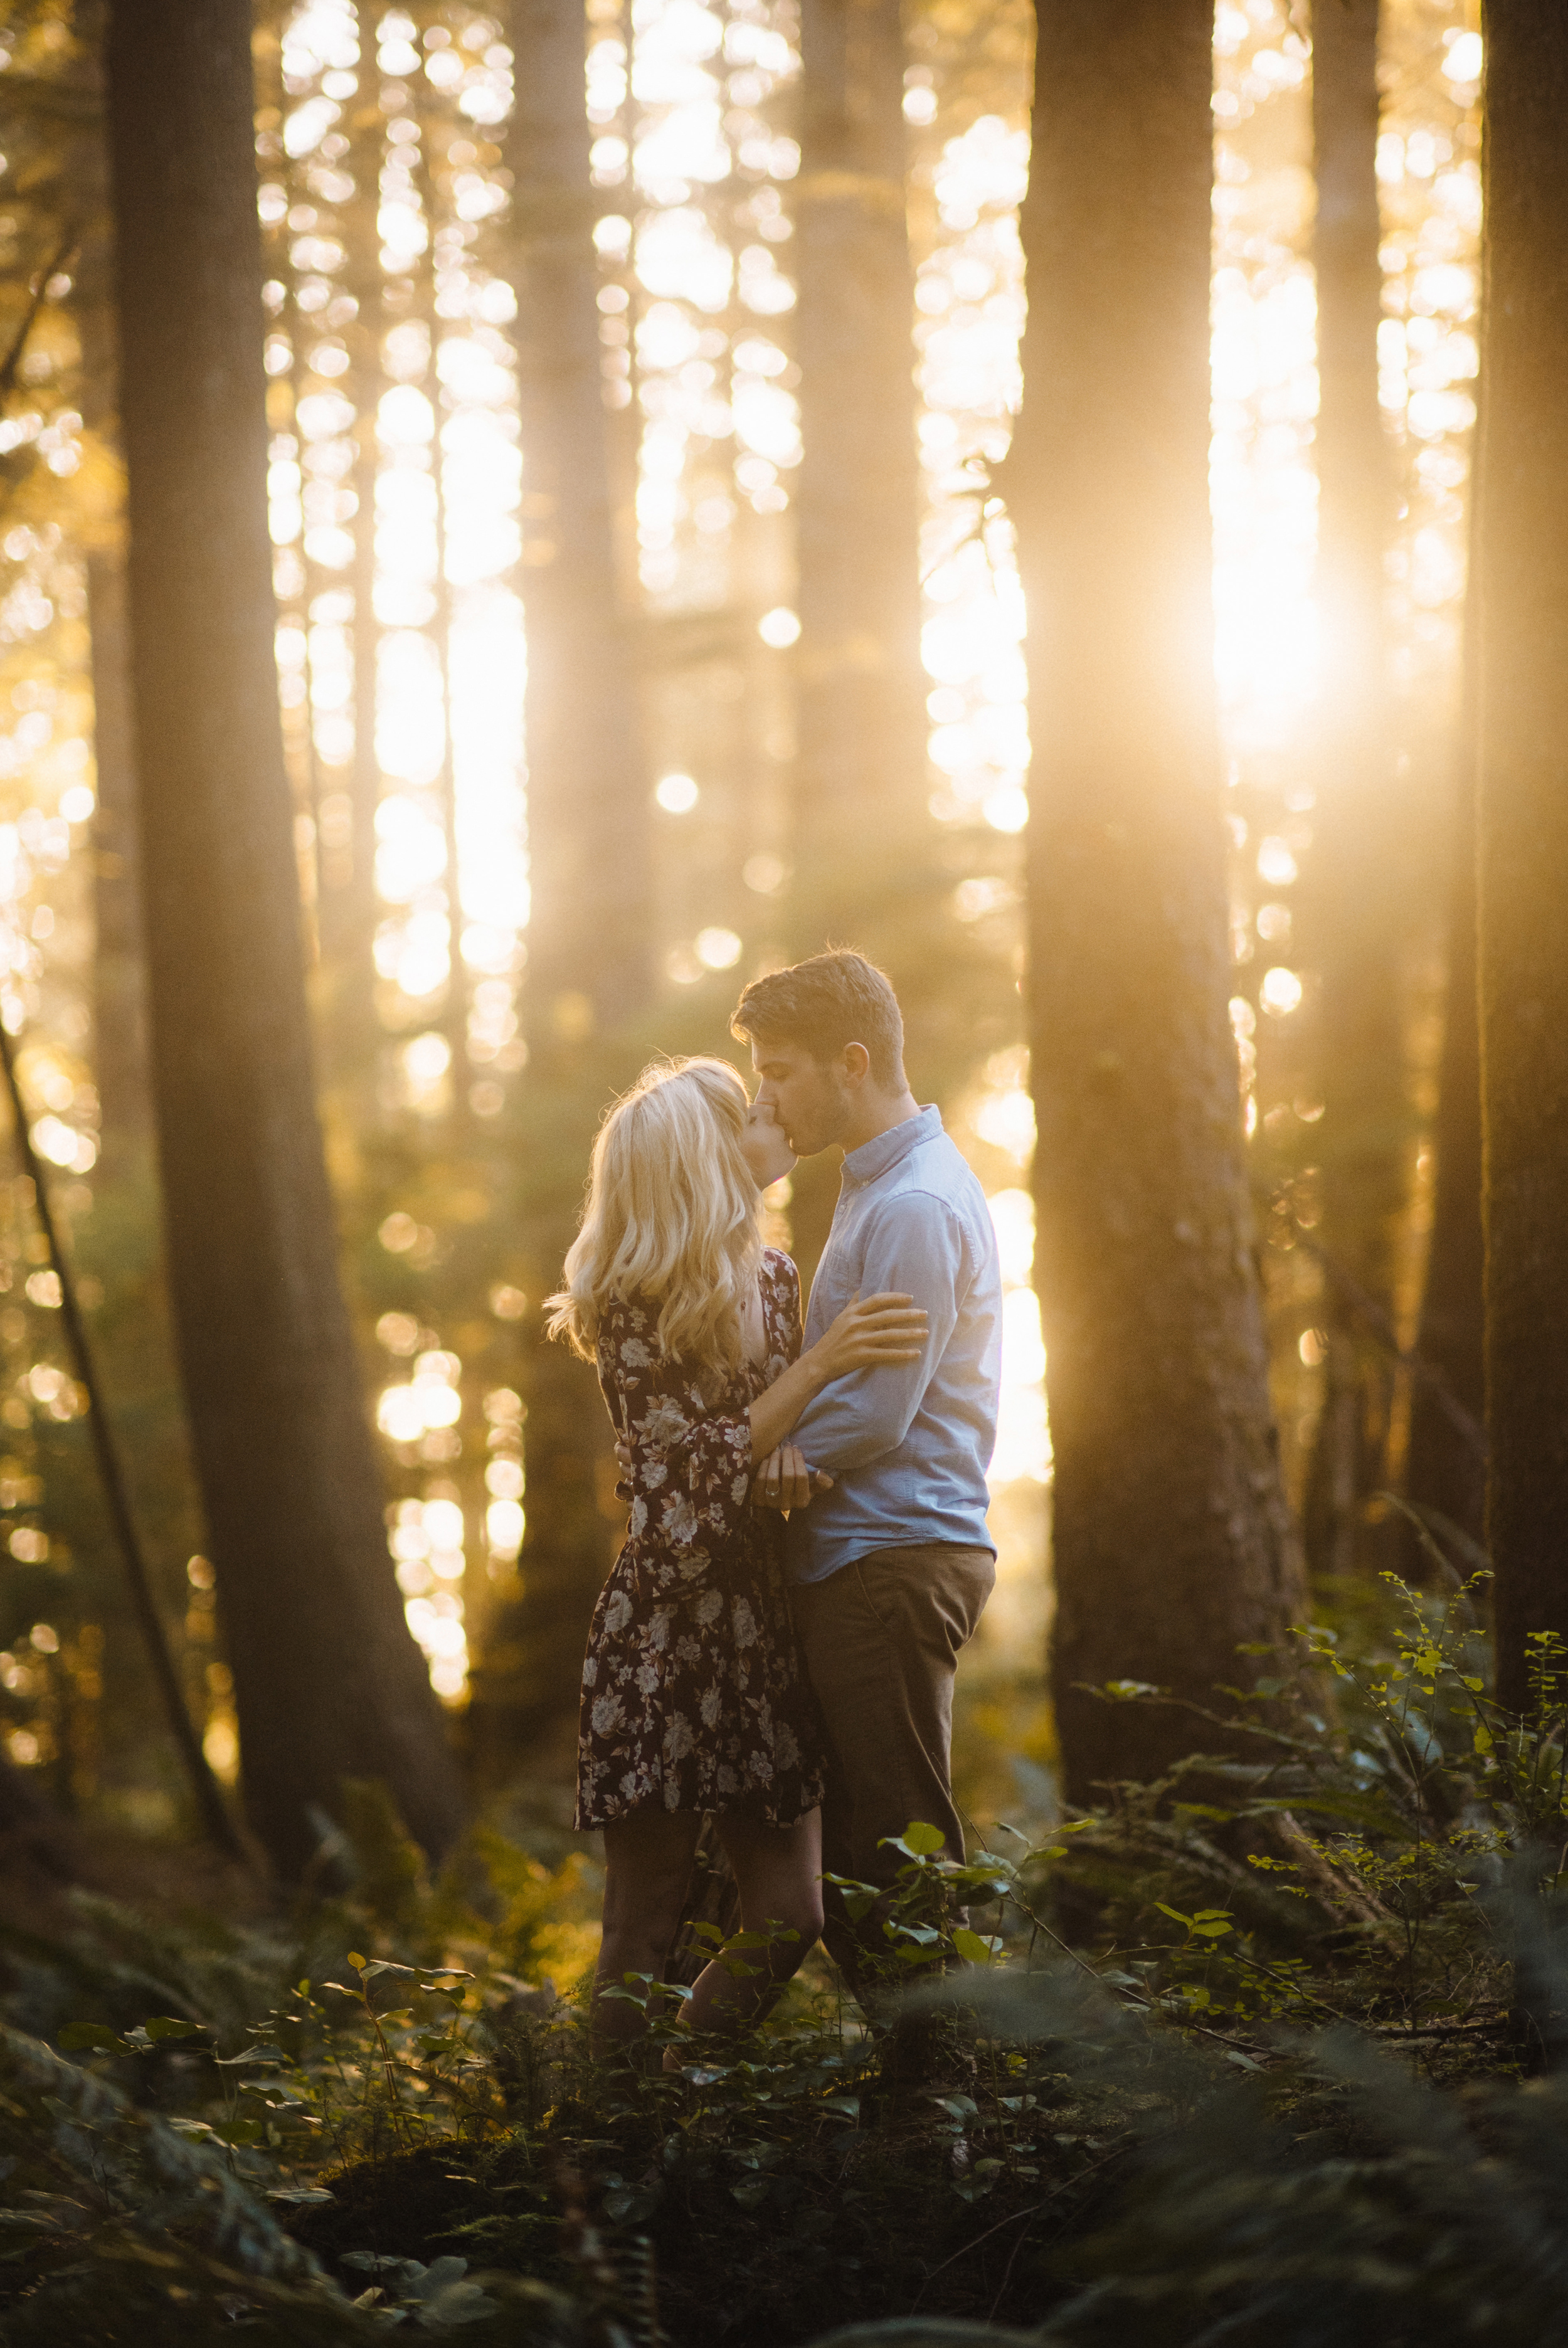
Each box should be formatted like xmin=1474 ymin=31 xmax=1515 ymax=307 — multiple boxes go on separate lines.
xmin=575 ymin=1247 xmax=827 ymax=1831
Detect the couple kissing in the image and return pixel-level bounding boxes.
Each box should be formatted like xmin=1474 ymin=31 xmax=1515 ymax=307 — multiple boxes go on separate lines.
xmin=546 ymin=949 xmax=1004 ymax=2046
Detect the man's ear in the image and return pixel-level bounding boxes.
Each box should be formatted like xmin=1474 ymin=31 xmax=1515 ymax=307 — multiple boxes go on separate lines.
xmin=840 ymin=1042 xmax=872 ymax=1086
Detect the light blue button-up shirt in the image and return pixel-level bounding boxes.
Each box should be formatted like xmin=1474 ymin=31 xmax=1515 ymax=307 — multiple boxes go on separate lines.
xmin=785 ymin=1104 xmax=1003 ymax=1584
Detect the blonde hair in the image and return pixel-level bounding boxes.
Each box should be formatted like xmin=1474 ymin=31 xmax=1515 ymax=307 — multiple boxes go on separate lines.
xmin=546 ymin=1057 xmax=763 ymax=1375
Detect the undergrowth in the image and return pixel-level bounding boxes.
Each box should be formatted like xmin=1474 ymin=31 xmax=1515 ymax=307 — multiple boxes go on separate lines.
xmin=4 ymin=1526 xmax=1568 ymax=2344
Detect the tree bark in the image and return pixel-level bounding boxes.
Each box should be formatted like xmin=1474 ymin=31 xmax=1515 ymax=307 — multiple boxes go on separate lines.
xmin=790 ymin=0 xmax=926 ymax=1286
xmin=477 ymin=0 xmax=650 ymax=1750
xmin=795 ymin=0 xmax=923 ymax=870
xmin=1300 ymin=0 xmax=1408 ymax=1577
xmin=504 ymin=0 xmax=650 ymax=1043
xmin=1013 ymin=0 xmax=1305 ymax=1799
xmin=70 ymin=193 xmax=151 ymax=1165
xmin=1475 ymin=1 xmax=1568 ymax=1711
xmin=315 ymin=104 xmax=383 ymax=1082
xmin=1405 ymin=518 xmax=1484 ymax=1557
xmin=102 ymin=0 xmax=464 ymax=1874
xmin=85 ymin=524 xmax=149 ymax=1161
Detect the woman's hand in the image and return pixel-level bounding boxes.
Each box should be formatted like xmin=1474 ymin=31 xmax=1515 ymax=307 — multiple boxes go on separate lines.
xmin=751 ymin=1444 xmax=834 ymax=1511
xmin=810 ymin=1291 xmax=928 ymax=1382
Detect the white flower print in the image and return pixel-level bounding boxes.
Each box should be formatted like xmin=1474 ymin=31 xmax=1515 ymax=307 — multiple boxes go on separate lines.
xmin=662 ymin=1494 xmax=699 ymax=1546
xmin=620 ymin=1336 xmax=652 ymax=1368
xmin=582 ymin=1656 xmax=598 ymax=1688
xmin=628 ymin=1497 xmax=648 ymax=1536
xmin=731 ymin=1473 xmax=751 ymax=1505
xmin=642 ymin=1397 xmax=691 ymax=1447
xmin=731 ymin=1597 xmax=758 ymax=1651
xmin=696 ymin=1588 xmax=723 ymax=1627
xmin=636 ymin=1661 xmax=660 ymax=1697
xmin=649 ymin=1609 xmax=673 ymax=1651
xmin=700 ymin=1684 xmax=723 ymax=1728
xmin=775 ymin=1722 xmax=801 ymax=1770
xmin=665 ymin=1713 xmax=695 ymax=1762
xmin=604 ymin=1589 xmax=633 ymax=1637
xmin=591 ymin=1692 xmax=625 ymax=1737
xmin=642 ymin=1462 xmax=667 ymax=1492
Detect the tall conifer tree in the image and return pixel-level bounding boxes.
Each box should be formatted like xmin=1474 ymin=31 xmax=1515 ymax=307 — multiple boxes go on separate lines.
xmin=1475 ymin=1 xmax=1568 ymax=1708
xmin=790 ymin=0 xmax=925 ymax=1282
xmin=1406 ymin=525 xmax=1485 ymax=1555
xmin=103 ymin=0 xmax=464 ymax=1872
xmin=1301 ymin=0 xmax=1408 ymax=1576
xmin=1012 ymin=0 xmax=1305 ymax=1796
xmin=480 ymin=0 xmax=651 ymax=1745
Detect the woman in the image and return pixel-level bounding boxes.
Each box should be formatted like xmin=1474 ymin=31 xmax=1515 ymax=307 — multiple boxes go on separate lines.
xmin=547 ymin=1057 xmax=926 ymax=2046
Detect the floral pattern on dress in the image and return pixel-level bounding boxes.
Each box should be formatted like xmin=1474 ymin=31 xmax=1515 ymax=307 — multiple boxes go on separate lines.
xmin=575 ymin=1247 xmax=827 ymax=1829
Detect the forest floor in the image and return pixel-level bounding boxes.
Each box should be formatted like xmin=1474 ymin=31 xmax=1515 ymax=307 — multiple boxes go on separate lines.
xmin=2 ymin=1595 xmax=1566 ymax=2345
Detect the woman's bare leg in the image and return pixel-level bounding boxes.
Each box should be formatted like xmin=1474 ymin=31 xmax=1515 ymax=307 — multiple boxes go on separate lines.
xmin=593 ymin=1807 xmax=702 ymax=2051
xmin=682 ymin=1809 xmax=824 ymax=2037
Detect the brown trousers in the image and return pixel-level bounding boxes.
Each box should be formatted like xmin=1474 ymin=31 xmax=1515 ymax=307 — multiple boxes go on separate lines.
xmin=791 ymin=1541 xmax=995 ymax=1994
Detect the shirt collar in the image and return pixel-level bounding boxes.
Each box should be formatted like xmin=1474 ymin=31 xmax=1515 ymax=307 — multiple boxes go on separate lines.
xmin=842 ymin=1104 xmax=943 ymax=1189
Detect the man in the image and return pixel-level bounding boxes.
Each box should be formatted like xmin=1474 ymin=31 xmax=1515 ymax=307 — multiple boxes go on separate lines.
xmin=731 ymin=948 xmax=1003 ymax=1994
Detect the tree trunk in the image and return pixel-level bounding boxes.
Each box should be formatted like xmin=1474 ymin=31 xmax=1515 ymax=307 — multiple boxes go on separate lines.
xmin=85 ymin=530 xmax=149 ymax=1161
xmin=475 ymin=0 xmax=651 ymax=1751
xmin=790 ymin=0 xmax=925 ymax=1286
xmin=316 ymin=103 xmax=383 ymax=1086
xmin=1475 ymin=1 xmax=1568 ymax=1712
xmin=505 ymin=0 xmax=650 ymax=1044
xmin=1300 ymin=0 xmax=1407 ymax=1578
xmin=1405 ymin=516 xmax=1485 ymax=1558
xmin=102 ymin=0 xmax=464 ymax=1875
xmin=795 ymin=0 xmax=922 ymax=870
xmin=72 ymin=213 xmax=151 ymax=1165
xmin=1013 ymin=0 xmax=1305 ymax=1799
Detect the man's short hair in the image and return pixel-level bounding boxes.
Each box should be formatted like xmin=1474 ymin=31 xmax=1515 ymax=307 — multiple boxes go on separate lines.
xmin=732 ymin=949 xmax=906 ymax=1089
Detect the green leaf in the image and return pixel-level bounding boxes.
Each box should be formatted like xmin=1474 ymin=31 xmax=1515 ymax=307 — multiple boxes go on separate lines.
xmin=893 ymin=1821 xmax=946 ymax=1856
xmin=58 ymin=2023 xmax=130 ymax=2054
xmin=346 ymin=1952 xmax=367 ymax=1971
xmin=143 ymin=2016 xmax=204 ymax=2043
xmin=953 ymin=1928 xmax=999 ymax=1964
xmin=731 ymin=2178 xmax=771 ymax=2210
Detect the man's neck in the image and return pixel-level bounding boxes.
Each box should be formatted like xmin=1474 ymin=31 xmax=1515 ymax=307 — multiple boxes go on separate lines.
xmin=840 ymin=1089 xmax=923 ymax=1156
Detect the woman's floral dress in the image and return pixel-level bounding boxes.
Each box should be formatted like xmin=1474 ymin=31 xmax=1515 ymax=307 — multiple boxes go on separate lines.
xmin=575 ymin=1247 xmax=827 ymax=1830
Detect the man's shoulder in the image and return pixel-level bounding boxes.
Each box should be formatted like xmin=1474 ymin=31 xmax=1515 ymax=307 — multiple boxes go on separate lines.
xmin=866 ymin=1168 xmax=997 ymax=1272
xmin=884 ymin=1134 xmax=992 ymax=1220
